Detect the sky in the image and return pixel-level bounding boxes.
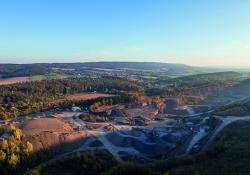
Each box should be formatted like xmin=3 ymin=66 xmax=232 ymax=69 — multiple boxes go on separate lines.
xmin=0 ymin=0 xmax=250 ymax=67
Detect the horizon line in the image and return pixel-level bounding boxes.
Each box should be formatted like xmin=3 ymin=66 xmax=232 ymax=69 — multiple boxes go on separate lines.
xmin=1 ymin=61 xmax=250 ymax=69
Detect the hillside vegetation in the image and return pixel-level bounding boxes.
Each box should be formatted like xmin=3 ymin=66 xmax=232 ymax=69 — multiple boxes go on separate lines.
xmin=26 ymin=150 xmax=117 ymax=175
xmin=0 ymin=77 xmax=142 ymax=119
xmin=0 ymin=125 xmax=33 ymax=175
xmin=164 ymin=71 xmax=243 ymax=85
xmin=0 ymin=64 xmax=47 ymax=78
xmin=215 ymin=101 xmax=250 ymax=116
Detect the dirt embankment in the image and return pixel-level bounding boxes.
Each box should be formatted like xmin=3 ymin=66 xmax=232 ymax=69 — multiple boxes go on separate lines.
xmin=20 ymin=118 xmax=88 ymax=153
xmin=20 ymin=118 xmax=73 ymax=136
xmin=26 ymin=131 xmax=87 ymax=153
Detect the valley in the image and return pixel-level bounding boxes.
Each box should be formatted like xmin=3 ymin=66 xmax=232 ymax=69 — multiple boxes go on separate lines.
xmin=1 ymin=62 xmax=250 ymax=175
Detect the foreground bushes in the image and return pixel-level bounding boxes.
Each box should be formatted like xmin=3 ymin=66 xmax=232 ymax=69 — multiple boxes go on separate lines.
xmin=26 ymin=150 xmax=117 ymax=175
xmin=0 ymin=125 xmax=33 ymax=175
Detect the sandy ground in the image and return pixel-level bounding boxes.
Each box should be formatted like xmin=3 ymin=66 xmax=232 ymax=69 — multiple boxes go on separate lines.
xmin=0 ymin=77 xmax=30 ymax=86
xmin=20 ymin=118 xmax=73 ymax=136
xmin=19 ymin=115 xmax=89 ymax=153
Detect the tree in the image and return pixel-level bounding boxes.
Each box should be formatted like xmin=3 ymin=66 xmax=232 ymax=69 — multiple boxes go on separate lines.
xmin=12 ymin=128 xmax=22 ymax=140
xmin=0 ymin=140 xmax=8 ymax=150
xmin=23 ymin=141 xmax=33 ymax=155
xmin=0 ymin=151 xmax=6 ymax=162
xmin=8 ymin=153 xmax=19 ymax=168
xmin=10 ymin=106 xmax=18 ymax=118
xmin=0 ymin=125 xmax=33 ymax=174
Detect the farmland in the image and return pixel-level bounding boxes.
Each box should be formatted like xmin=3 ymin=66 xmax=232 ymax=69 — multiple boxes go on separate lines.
xmin=0 ymin=74 xmax=86 ymax=86
xmin=31 ymin=74 xmax=85 ymax=81
xmin=0 ymin=77 xmax=30 ymax=85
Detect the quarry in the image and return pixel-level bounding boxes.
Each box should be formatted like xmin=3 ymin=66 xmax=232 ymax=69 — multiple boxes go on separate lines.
xmin=3 ymin=95 xmax=222 ymax=162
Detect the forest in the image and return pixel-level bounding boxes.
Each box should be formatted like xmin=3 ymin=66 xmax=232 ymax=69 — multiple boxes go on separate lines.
xmin=0 ymin=77 xmax=142 ymax=119
xmin=215 ymin=101 xmax=250 ymax=116
xmin=167 ymin=71 xmax=242 ymax=85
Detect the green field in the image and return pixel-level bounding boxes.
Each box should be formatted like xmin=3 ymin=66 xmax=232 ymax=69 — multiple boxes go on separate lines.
xmin=31 ymin=75 xmax=47 ymax=81
xmin=142 ymin=75 xmax=159 ymax=79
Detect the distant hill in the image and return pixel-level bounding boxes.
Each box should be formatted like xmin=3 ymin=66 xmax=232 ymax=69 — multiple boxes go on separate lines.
xmin=39 ymin=62 xmax=192 ymax=72
xmin=158 ymin=71 xmax=243 ymax=85
xmin=1 ymin=62 xmax=246 ymax=79
xmin=174 ymin=71 xmax=243 ymax=84
xmin=0 ymin=64 xmax=47 ymax=78
xmin=74 ymin=62 xmax=191 ymax=70
xmin=0 ymin=62 xmax=193 ymax=78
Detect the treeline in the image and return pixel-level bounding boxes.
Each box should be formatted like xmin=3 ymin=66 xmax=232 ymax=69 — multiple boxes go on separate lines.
xmin=25 ymin=150 xmax=117 ymax=175
xmin=0 ymin=77 xmax=142 ymax=119
xmin=146 ymin=80 xmax=230 ymax=99
xmin=56 ymin=93 xmax=138 ymax=112
xmin=0 ymin=64 xmax=47 ymax=78
xmin=89 ymin=98 xmax=113 ymax=112
xmin=0 ymin=125 xmax=33 ymax=175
